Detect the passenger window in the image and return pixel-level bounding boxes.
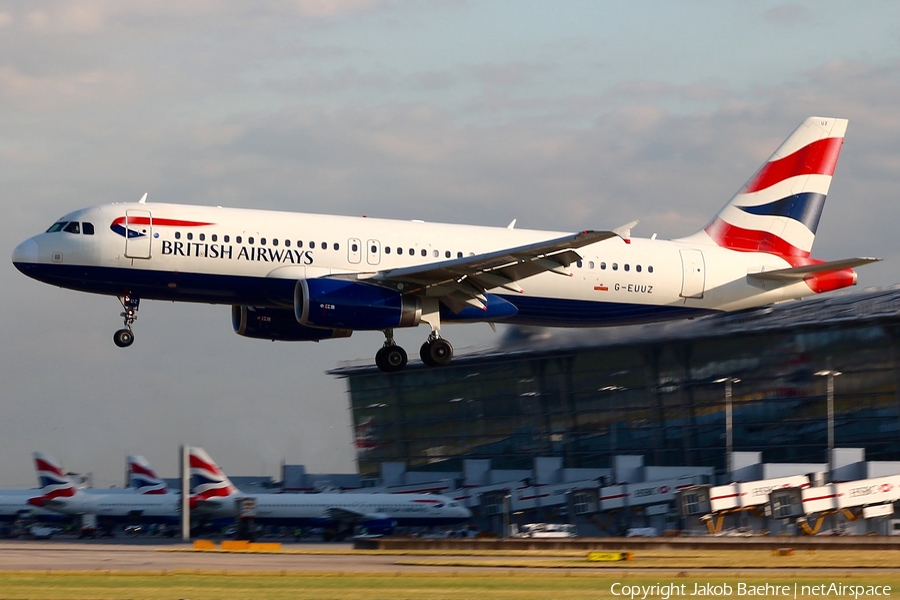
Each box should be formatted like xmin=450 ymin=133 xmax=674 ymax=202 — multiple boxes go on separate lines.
xmin=224 ymin=235 xmax=230 ymax=243
xmin=46 ymin=222 xmax=67 ymax=233
xmin=433 ymin=250 xmax=439 ymax=257
xmin=212 ymin=234 xmax=218 ymax=242
xmin=187 ymin=232 xmax=193 ymax=241
xmin=445 ymin=251 xmax=451 ymax=258
xmin=321 ymin=242 xmax=328 ymax=250
xmin=386 ymin=247 xmax=391 ymax=254
xmin=624 ymin=264 xmax=630 ymax=272
xmin=236 ymin=236 xmax=242 ymax=243
xmin=457 ymin=252 xmax=463 ymax=258
xmin=600 ymin=262 xmax=606 ymax=270
xmin=82 ymin=222 xmax=94 ymax=235
xmin=273 ymin=239 xmax=278 ymax=246
xmin=260 ymin=238 xmax=266 ymax=245
xmin=248 ymin=237 xmax=254 ymax=244
xmin=199 ymin=233 xmax=205 ymax=241
xmin=309 ymin=241 xmax=314 ymax=248
xmin=589 ymin=261 xmax=594 ymax=269
xmin=334 ymin=243 xmax=339 ymax=251
xmin=577 ymin=260 xmax=583 ymax=268
xmin=612 ymin=263 xmax=618 ymax=271
xmin=648 ymin=266 xmax=654 ymax=273
xmin=408 ymin=248 xmax=414 ymax=256
xmin=636 ymin=265 xmax=641 ymax=272
xmin=285 ymin=239 xmax=290 ymax=247
xmin=421 ymin=249 xmax=427 ymax=257
xmin=352 ymin=243 xmax=359 ymax=252
xmin=297 ymin=241 xmax=303 ymax=248
xmin=64 ymin=221 xmax=80 ymax=234
xmin=370 ymin=245 xmax=376 ymax=253
xmin=396 ymin=247 xmax=402 ymax=254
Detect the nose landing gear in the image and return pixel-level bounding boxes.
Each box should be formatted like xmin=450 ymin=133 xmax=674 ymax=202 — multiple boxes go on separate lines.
xmin=113 ymin=294 xmax=140 ymax=348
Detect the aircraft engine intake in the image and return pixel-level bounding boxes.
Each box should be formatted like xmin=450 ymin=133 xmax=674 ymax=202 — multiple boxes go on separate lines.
xmin=231 ymin=305 xmax=352 ymax=341
xmin=295 ymin=278 xmax=421 ymax=331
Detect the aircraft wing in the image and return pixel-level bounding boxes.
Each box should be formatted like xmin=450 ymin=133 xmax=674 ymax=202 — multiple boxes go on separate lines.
xmin=324 ymin=507 xmax=387 ymax=524
xmin=367 ymin=230 xmax=619 ymax=311
xmin=748 ymin=257 xmax=880 ymax=281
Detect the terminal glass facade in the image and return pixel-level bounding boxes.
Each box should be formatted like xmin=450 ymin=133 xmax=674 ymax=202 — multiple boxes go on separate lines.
xmin=341 ymin=313 xmax=900 ymax=478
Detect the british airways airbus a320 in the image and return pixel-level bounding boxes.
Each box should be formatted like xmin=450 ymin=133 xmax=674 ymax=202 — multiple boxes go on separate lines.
xmin=12 ymin=117 xmax=878 ymax=372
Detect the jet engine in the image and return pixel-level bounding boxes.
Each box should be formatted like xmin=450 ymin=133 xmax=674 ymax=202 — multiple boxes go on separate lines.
xmin=232 ymin=305 xmax=351 ymax=341
xmin=295 ymin=278 xmax=421 ymax=331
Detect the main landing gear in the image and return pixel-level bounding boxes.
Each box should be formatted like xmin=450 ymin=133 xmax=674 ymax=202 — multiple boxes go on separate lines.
xmin=113 ymin=294 xmax=140 ymax=348
xmin=374 ymin=329 xmax=454 ymax=373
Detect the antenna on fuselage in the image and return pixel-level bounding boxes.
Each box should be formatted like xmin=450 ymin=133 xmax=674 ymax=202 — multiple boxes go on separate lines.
xmin=507 ymin=219 xmax=517 ymax=229
xmin=138 ymin=192 xmax=148 ymax=204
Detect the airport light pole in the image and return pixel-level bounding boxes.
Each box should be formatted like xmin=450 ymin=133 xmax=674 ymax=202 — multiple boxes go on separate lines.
xmin=713 ymin=378 xmax=740 ymax=477
xmin=815 ymin=370 xmax=842 ymax=480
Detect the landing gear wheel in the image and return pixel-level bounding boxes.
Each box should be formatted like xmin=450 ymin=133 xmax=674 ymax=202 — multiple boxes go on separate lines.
xmin=114 ymin=293 xmax=140 ymax=348
xmin=113 ymin=328 xmax=135 ymax=348
xmin=421 ymin=338 xmax=453 ymax=366
xmin=375 ymin=345 xmax=408 ymax=373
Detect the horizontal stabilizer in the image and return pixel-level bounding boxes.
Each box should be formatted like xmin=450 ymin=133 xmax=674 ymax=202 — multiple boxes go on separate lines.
xmin=748 ymin=257 xmax=880 ymax=281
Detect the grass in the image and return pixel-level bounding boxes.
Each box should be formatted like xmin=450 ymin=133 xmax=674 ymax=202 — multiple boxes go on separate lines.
xmin=0 ymin=570 xmax=898 ymax=600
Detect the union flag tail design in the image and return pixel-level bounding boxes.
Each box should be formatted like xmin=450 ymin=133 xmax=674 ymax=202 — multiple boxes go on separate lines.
xmin=698 ymin=117 xmax=847 ymax=258
xmin=128 ymin=455 xmax=170 ymax=495
xmin=189 ymin=447 xmax=239 ymax=500
xmin=30 ymin=452 xmax=77 ymax=507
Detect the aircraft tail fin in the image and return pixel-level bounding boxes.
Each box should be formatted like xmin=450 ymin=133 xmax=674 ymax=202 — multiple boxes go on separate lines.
xmin=30 ymin=452 xmax=77 ymax=506
xmin=128 ymin=455 xmax=170 ymax=495
xmin=684 ymin=117 xmax=847 ymax=258
xmin=189 ymin=447 xmax=240 ymax=500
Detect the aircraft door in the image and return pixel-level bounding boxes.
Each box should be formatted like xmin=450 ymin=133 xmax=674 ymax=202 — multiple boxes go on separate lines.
xmin=367 ymin=239 xmax=382 ymax=266
xmin=679 ymin=249 xmax=705 ymax=299
xmin=348 ymin=238 xmax=362 ymax=264
xmin=124 ymin=210 xmax=152 ymax=259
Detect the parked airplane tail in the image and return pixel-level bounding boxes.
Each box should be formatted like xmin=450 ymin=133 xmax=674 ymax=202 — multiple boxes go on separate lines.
xmin=688 ymin=117 xmax=847 ymax=258
xmin=128 ymin=455 xmax=170 ymax=495
xmin=189 ymin=447 xmax=240 ymax=501
xmin=29 ymin=452 xmax=77 ymax=507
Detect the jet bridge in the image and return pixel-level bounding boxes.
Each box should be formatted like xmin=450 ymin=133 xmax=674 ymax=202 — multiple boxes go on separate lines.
xmin=798 ymin=474 xmax=900 ymax=535
xmin=700 ymin=475 xmax=812 ymax=534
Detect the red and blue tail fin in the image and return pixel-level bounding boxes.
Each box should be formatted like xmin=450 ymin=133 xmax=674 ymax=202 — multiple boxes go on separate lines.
xmin=29 ymin=452 xmax=77 ymax=507
xmin=189 ymin=447 xmax=240 ymax=501
xmin=128 ymin=455 xmax=170 ymax=495
xmin=686 ymin=117 xmax=847 ymax=258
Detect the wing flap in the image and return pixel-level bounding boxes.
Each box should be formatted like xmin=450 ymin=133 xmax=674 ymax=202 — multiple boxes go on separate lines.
xmin=748 ymin=257 xmax=880 ymax=281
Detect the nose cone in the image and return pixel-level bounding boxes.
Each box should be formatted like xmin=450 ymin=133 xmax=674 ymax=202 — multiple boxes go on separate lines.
xmin=12 ymin=238 xmax=39 ymax=267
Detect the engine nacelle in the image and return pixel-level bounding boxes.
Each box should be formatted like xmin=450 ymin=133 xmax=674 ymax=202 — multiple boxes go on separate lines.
xmin=295 ymin=278 xmax=421 ymax=331
xmin=359 ymin=517 xmax=397 ymax=536
xmin=232 ymin=306 xmax=352 ymax=341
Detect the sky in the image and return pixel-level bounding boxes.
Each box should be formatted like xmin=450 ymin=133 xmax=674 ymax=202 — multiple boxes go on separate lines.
xmin=3 ymin=0 xmax=900 ymax=488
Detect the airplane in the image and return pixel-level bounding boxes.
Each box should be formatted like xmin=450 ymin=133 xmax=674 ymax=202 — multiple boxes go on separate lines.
xmin=11 ymin=117 xmax=878 ymax=372
xmin=28 ymin=452 xmax=181 ymax=526
xmin=190 ymin=447 xmax=471 ymax=539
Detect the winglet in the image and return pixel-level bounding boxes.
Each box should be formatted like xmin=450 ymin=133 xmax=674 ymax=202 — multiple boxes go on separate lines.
xmin=507 ymin=219 xmax=517 ymax=230
xmin=138 ymin=192 xmax=148 ymax=204
xmin=613 ymin=220 xmax=639 ymax=239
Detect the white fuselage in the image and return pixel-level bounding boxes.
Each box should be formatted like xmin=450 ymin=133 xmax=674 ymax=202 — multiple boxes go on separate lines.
xmin=13 ymin=202 xmax=818 ymax=328
xmin=198 ymin=491 xmax=471 ymax=526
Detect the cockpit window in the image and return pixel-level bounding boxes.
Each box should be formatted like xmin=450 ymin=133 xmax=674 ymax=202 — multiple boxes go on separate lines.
xmin=46 ymin=222 xmax=67 ymax=233
xmin=63 ymin=222 xmax=81 ymax=234
xmin=82 ymin=222 xmax=95 ymax=235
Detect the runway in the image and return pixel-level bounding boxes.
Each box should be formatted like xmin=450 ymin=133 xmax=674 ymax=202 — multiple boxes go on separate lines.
xmin=3 ymin=540 xmax=900 ymax=574
xmin=0 ymin=540 xmax=432 ymax=572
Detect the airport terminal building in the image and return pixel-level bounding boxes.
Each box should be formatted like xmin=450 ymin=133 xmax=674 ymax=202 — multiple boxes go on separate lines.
xmin=333 ymin=287 xmax=900 ymax=479
xmin=329 ymin=287 xmax=900 ymax=535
